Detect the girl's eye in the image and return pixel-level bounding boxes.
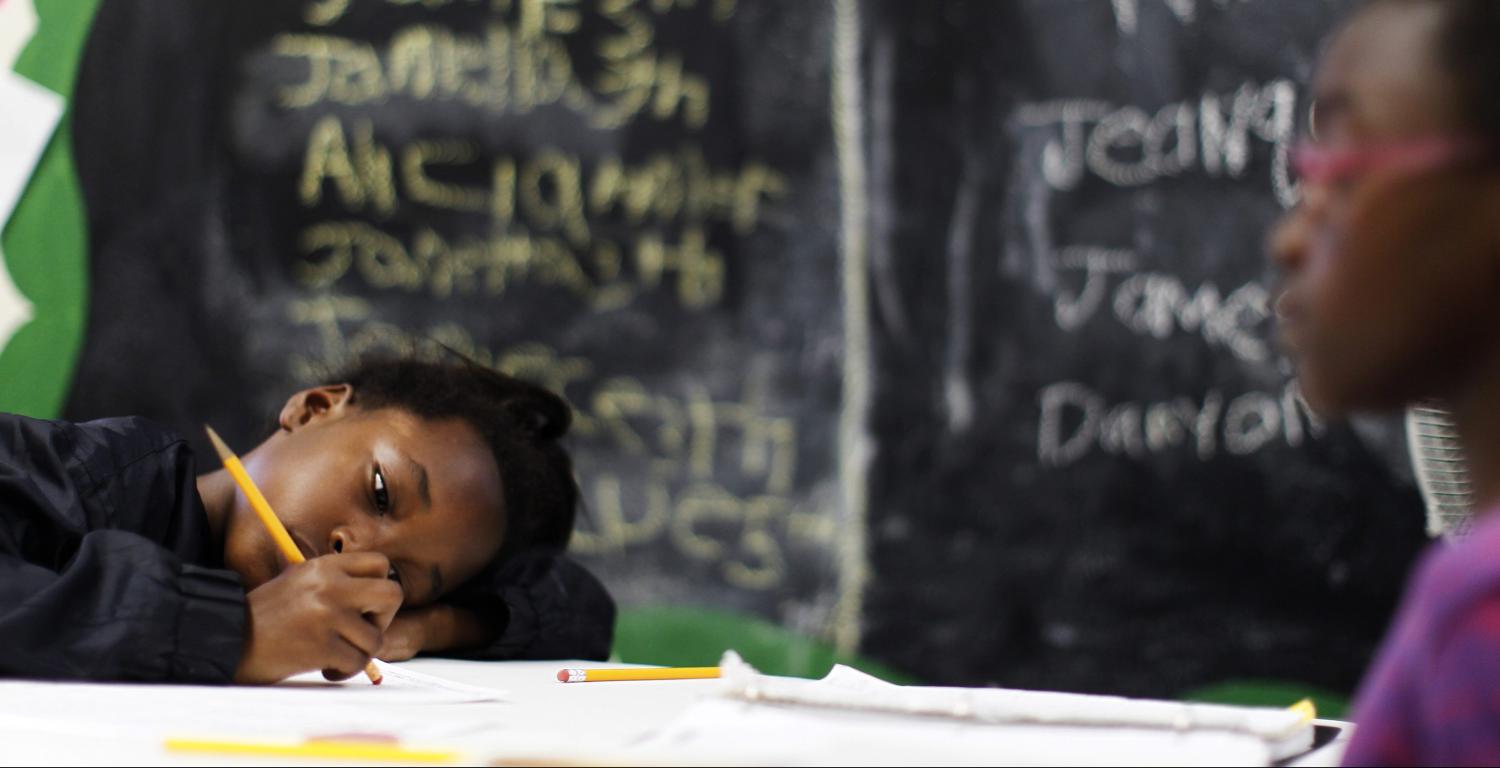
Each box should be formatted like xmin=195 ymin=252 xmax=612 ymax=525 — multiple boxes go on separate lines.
xmin=372 ymin=466 xmax=390 ymax=514
xmin=387 ymin=566 xmax=402 ymax=585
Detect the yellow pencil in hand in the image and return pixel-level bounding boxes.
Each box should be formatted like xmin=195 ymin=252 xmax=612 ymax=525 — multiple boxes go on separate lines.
xmin=556 ymin=667 xmax=721 ymax=683
xmin=205 ymin=425 xmax=384 ymax=685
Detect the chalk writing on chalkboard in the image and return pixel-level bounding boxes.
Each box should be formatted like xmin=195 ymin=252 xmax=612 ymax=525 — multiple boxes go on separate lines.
xmin=1015 ymin=80 xmax=1298 ymax=206
xmin=1038 ymin=380 xmax=1324 ymax=468
xmin=1049 ymin=247 xmax=1272 ymax=362
xmin=290 ymin=118 xmax=784 ymax=310
xmin=859 ymin=0 xmax=1425 ymax=699
xmin=277 ymin=0 xmax=727 ymax=129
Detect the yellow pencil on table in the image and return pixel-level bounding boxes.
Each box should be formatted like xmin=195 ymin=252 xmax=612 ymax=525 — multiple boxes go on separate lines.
xmin=205 ymin=425 xmax=384 ymax=685
xmin=165 ymin=737 xmax=459 ymax=763
xmin=556 ymin=667 xmax=721 ymax=683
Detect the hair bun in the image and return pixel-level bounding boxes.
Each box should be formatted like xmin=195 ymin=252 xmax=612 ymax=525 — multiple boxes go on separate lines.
xmin=503 ymin=385 xmax=571 ymax=441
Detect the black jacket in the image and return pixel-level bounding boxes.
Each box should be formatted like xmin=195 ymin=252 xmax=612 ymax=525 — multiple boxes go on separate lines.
xmin=0 ymin=413 xmax=614 ymax=683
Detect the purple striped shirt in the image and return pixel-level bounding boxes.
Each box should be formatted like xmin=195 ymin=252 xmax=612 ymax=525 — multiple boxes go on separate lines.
xmin=1344 ymin=511 xmax=1500 ymax=766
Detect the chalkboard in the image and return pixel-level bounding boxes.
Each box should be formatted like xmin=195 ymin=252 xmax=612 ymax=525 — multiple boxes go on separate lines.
xmin=62 ymin=0 xmax=1429 ymax=697
xmin=857 ymin=0 xmax=1427 ymax=695
xmin=65 ymin=0 xmax=846 ymax=627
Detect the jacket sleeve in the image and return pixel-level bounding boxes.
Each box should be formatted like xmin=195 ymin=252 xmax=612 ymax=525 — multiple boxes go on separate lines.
xmin=0 ymin=531 xmax=247 ymax=683
xmin=442 ymin=551 xmax=616 ymax=661
xmin=0 ymin=414 xmax=247 ymax=683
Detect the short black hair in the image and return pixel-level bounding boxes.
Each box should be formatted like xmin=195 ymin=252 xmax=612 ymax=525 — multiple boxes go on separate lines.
xmin=333 ymin=354 xmax=578 ymax=559
xmin=1432 ymin=0 xmax=1500 ymax=143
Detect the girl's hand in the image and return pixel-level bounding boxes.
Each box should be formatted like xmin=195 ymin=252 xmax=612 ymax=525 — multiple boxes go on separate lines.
xmin=377 ymin=604 xmax=499 ymax=661
xmin=234 ymin=552 xmax=404 ymax=684
xmin=373 ymin=606 xmax=431 ymax=662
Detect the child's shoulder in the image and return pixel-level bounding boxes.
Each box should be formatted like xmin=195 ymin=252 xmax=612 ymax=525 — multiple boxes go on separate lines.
xmin=72 ymin=415 xmax=185 ymax=451
xmin=1 ymin=412 xmax=189 ymax=477
xmin=1406 ymin=512 xmax=1500 ymax=640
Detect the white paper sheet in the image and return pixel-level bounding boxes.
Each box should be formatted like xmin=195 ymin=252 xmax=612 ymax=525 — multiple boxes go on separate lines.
xmin=0 ymin=60 xmax=60 ymax=355
xmin=0 ymin=68 xmax=62 ymax=228
xmin=0 ymin=244 xmax=30 ymax=357
xmin=0 ymin=662 xmax=506 ymax=745
xmin=0 ymin=0 xmax=38 ymax=72
xmin=639 ymin=696 xmax=1276 ymax=767
xmin=0 ymin=66 xmax=58 ymax=356
xmin=279 ymin=658 xmax=508 ymax=703
xmin=720 ymin=653 xmax=1309 ymax=756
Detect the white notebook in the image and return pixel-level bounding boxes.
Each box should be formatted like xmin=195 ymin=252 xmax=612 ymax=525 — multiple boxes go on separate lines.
xmin=632 ymin=651 xmax=1315 ymax=766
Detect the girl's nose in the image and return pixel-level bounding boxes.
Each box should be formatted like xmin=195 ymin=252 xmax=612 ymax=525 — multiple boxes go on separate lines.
xmin=329 ymin=514 xmax=391 ymax=556
xmin=329 ymin=523 xmax=368 ymax=555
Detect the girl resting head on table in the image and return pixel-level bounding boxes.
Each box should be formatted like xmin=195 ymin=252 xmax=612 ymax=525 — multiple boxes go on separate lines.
xmin=0 ymin=356 xmax=614 ymax=684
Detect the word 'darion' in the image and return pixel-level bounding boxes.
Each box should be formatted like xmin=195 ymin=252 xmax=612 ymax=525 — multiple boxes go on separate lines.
xmin=1038 ymin=381 xmax=1323 ymax=468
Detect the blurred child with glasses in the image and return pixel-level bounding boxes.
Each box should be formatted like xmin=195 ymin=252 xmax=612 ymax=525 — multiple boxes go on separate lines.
xmin=1272 ymin=1 xmax=1500 ymax=763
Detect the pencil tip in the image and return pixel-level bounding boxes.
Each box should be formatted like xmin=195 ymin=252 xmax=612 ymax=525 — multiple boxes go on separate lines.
xmin=203 ymin=425 xmax=233 ymax=462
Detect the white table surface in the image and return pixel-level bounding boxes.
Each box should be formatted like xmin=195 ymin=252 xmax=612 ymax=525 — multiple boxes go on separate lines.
xmin=0 ymin=659 xmax=715 ymax=766
xmin=0 ymin=659 xmax=1350 ymax=766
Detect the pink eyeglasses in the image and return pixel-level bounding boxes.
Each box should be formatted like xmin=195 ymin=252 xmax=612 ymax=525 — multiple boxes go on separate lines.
xmin=1289 ymin=136 xmax=1486 ymax=187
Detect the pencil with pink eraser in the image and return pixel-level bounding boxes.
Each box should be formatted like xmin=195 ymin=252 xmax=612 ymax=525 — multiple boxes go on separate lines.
xmin=556 ymin=667 xmax=721 ymax=683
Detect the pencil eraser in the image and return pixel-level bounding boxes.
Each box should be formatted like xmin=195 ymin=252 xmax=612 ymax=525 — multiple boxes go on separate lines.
xmin=556 ymin=669 xmax=569 ymax=682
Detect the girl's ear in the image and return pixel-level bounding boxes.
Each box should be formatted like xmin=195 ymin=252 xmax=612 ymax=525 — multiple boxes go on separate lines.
xmin=278 ymin=384 xmax=354 ymax=432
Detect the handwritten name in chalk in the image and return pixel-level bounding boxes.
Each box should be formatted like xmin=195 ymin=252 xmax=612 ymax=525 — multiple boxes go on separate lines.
xmin=1014 ymin=79 xmax=1298 ymax=207
xmin=302 ymin=0 xmax=741 ymax=30
xmin=293 ymin=220 xmax=727 ymax=311
xmin=272 ymin=0 xmax=728 ymax=130
xmin=296 ymin=117 xmax=787 ymax=237
xmin=1050 ymin=247 xmax=1273 ymax=363
xmin=1037 ymin=380 xmax=1323 ymax=468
